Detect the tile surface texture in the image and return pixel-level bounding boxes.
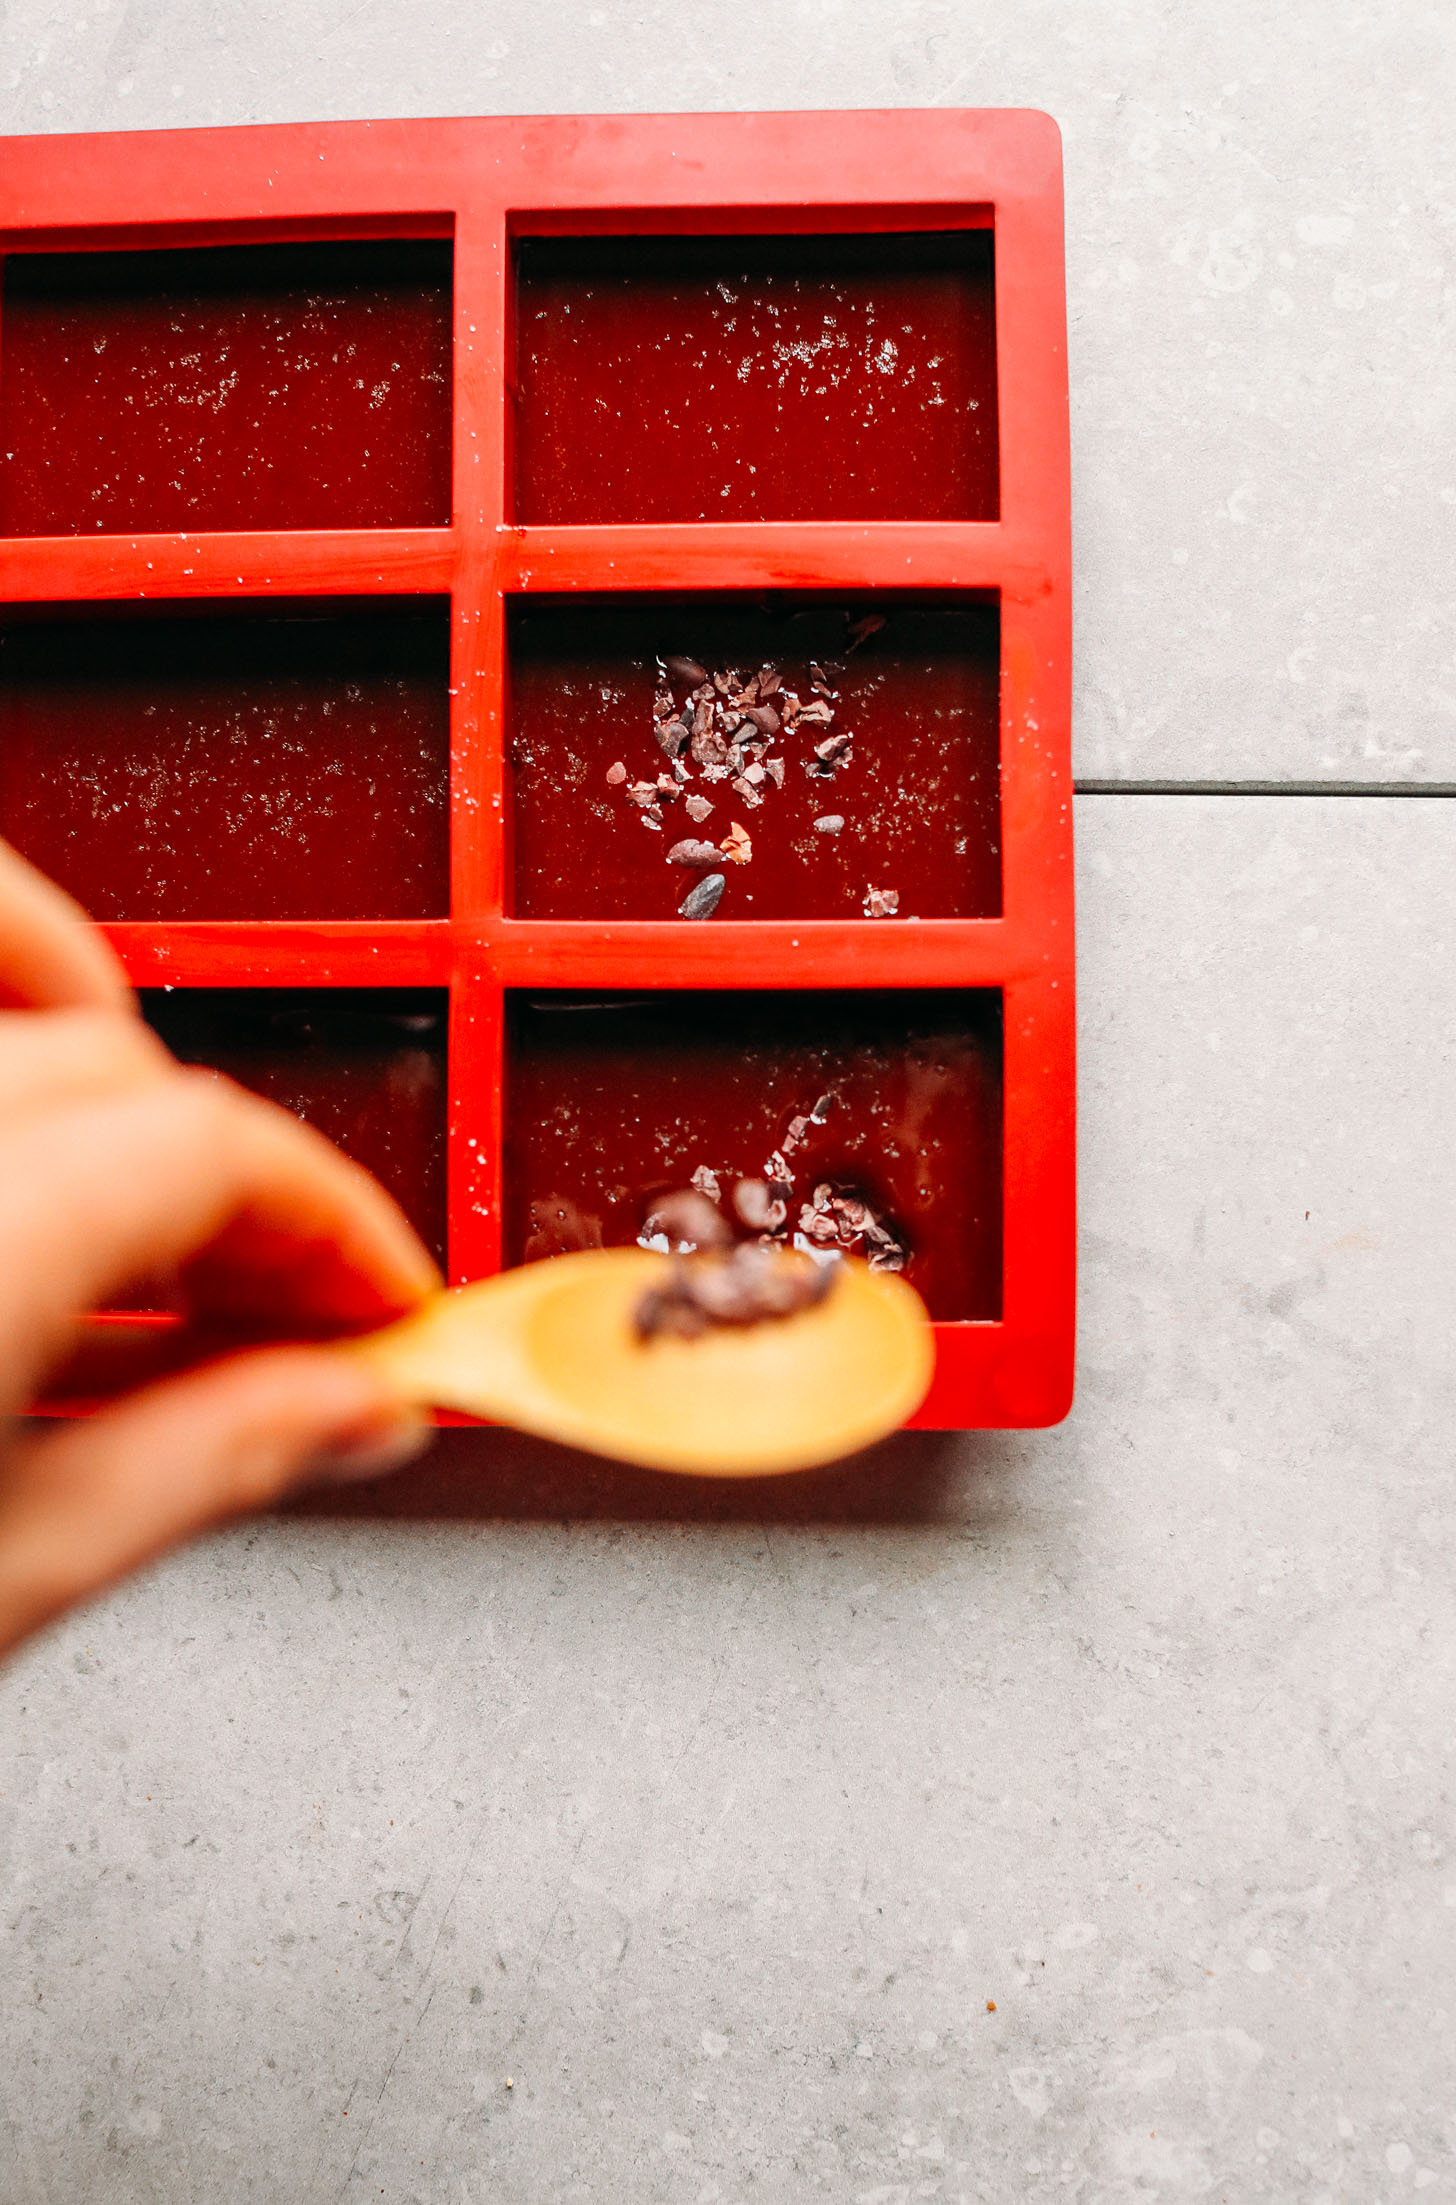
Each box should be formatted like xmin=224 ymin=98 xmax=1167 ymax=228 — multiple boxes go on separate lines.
xmin=4 ymin=798 xmax=1456 ymax=2201
xmin=2 ymin=3 xmax=1455 ymax=2200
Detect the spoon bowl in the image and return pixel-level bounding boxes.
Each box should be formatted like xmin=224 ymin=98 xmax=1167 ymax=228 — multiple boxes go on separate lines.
xmin=351 ymin=1247 xmax=935 ymax=1476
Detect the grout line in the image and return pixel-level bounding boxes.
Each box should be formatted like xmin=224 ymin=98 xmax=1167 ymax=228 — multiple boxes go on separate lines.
xmin=1073 ymin=779 xmax=1456 ymax=798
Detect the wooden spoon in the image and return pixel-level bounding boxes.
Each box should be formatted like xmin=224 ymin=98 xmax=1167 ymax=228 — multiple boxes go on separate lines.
xmin=348 ymin=1247 xmax=934 ymax=1476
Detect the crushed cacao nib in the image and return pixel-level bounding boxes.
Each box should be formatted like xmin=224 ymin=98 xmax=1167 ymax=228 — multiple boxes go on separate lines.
xmin=863 ymin=886 xmax=900 ymax=918
xmin=607 ymin=639 xmax=888 ymax=917
xmin=679 ymin=872 xmax=726 ymax=920
xmin=640 ymin=1186 xmax=734 ymax=1251
xmin=693 ymin=1093 xmax=910 ymax=1275
xmin=799 ymin=1203 xmax=841 ymax=1244
xmin=794 ymin=1176 xmax=909 ymax=1272
xmin=634 ymin=1239 xmax=840 ymax=1342
xmin=691 ymin=1165 xmax=722 ymax=1203
xmin=691 ymin=725 xmax=733 ymax=771
xmin=732 ymin=1177 xmax=789 ymax=1233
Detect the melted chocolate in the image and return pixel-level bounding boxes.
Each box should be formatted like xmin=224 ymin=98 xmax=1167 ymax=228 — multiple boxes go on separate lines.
xmin=504 ymin=990 xmax=1002 ymax=1322
xmin=0 ymin=241 xmax=452 ymax=535
xmin=513 ymin=230 xmax=997 ymax=524
xmin=509 ymin=598 xmax=1000 ymax=922
xmin=0 ymin=602 xmax=450 ymax=921
xmin=141 ymin=987 xmax=448 ymax=1269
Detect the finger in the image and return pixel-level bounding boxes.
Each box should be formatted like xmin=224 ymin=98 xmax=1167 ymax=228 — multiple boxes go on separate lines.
xmin=0 ymin=1074 xmax=442 ymax=1411
xmin=40 ymin=1314 xmax=193 ymax=1403
xmin=0 ymin=839 xmax=134 ymax=1012
xmin=0 ymin=1348 xmax=432 ymax=1656
xmin=0 ymin=1006 xmax=172 ymax=1127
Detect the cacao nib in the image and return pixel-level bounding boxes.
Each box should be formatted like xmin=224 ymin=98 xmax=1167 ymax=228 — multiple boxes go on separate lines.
xmin=679 ymin=872 xmax=726 ymax=920
xmin=685 ymin=793 xmax=715 ymax=824
xmin=814 ymin=814 xmax=845 ymax=834
xmin=641 ymin=1186 xmax=734 ymax=1251
xmin=732 ymin=1178 xmax=789 ymax=1233
xmin=664 ymin=655 xmax=708 ymax=687
xmin=691 ymin=725 xmax=732 ymax=769
xmin=799 ymin=1204 xmax=841 ymax=1243
xmin=606 ymin=761 xmax=628 ymax=786
xmin=634 ymin=1241 xmax=839 ymax=1342
xmin=668 ymin=838 xmax=725 ymax=868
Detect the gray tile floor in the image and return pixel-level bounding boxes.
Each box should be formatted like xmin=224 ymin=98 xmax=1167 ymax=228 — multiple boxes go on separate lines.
xmin=3 ymin=4 xmax=1455 ymax=2199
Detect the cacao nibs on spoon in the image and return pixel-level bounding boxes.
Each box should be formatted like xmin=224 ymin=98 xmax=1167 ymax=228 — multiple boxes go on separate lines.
xmin=634 ymin=1235 xmax=839 ymax=1342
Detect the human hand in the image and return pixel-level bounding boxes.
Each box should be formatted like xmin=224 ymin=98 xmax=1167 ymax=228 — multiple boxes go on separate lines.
xmin=0 ymin=839 xmax=442 ymax=1657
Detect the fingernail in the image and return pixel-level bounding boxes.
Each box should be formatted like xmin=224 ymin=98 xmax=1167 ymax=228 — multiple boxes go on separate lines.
xmin=302 ymin=1412 xmax=434 ymax=1488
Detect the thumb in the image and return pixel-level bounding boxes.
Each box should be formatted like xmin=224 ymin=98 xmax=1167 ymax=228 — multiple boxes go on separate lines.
xmin=0 ymin=1347 xmax=431 ymax=1655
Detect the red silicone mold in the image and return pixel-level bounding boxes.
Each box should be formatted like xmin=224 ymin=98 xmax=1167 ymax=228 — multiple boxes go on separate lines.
xmin=0 ymin=109 xmax=1074 ymax=1429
